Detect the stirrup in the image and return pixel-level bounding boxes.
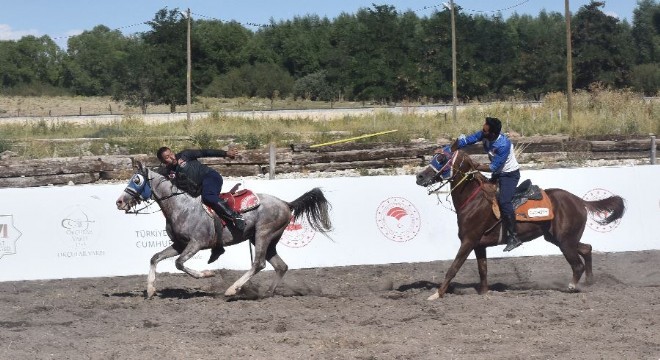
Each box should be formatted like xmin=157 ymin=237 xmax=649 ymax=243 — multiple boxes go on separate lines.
xmin=233 ymin=216 xmax=246 ymax=231
xmin=503 ymin=237 xmax=522 ymax=252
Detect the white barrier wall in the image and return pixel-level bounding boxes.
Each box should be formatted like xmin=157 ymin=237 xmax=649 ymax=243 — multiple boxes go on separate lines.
xmin=0 ymin=165 xmax=658 ymax=282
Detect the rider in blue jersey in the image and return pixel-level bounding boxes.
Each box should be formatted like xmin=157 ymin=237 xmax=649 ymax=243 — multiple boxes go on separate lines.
xmin=452 ymin=117 xmax=522 ymax=251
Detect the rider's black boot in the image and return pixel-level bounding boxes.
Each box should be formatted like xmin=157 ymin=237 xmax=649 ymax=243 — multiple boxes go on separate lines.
xmin=210 ymin=199 xmax=246 ymax=232
xmin=502 ymin=214 xmax=522 ymax=252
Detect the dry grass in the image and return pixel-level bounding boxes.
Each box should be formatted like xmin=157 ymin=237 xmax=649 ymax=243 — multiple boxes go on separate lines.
xmin=0 ymin=91 xmax=657 ymax=159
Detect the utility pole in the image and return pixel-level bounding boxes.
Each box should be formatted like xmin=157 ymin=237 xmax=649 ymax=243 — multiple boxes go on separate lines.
xmin=450 ymin=0 xmax=458 ymax=122
xmin=565 ymin=0 xmax=573 ymax=125
xmin=186 ymin=8 xmax=192 ymax=125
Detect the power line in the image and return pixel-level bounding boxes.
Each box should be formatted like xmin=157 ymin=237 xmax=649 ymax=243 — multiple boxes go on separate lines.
xmin=414 ymin=1 xmax=531 ymax=15
xmin=50 ymin=21 xmax=150 ymax=41
xmin=461 ymin=0 xmax=532 ymax=15
xmin=43 ymin=1 xmax=534 ymax=43
xmin=192 ymin=12 xmax=274 ymax=28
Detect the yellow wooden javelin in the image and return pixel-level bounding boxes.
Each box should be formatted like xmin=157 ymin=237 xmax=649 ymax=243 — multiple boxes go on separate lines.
xmin=310 ymin=129 xmax=399 ymax=148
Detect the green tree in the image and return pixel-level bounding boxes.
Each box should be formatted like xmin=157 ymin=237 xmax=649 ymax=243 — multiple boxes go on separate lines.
xmin=195 ymin=20 xmax=252 ymax=82
xmin=0 ymin=36 xmax=64 ymax=94
xmin=573 ymin=1 xmax=635 ymax=89
xmin=507 ymin=11 xmax=566 ymax=99
xmin=112 ymin=38 xmax=155 ymax=113
xmin=143 ymin=8 xmax=189 ymax=112
xmin=417 ymin=10 xmax=453 ymax=101
xmin=0 ymin=41 xmax=21 ymax=89
xmin=293 ymin=70 xmax=336 ymax=100
xmin=64 ymin=25 xmax=129 ymax=96
xmin=632 ymin=0 xmax=660 ymax=64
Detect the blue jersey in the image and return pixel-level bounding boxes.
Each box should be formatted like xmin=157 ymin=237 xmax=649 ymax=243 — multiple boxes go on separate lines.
xmin=456 ymin=131 xmax=519 ymax=173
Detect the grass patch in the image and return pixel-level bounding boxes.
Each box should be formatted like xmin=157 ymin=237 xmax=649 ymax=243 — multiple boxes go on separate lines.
xmin=0 ymin=90 xmax=657 ymax=159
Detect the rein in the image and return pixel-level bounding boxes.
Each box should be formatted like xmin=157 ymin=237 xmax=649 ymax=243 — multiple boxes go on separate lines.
xmin=426 ymin=151 xmax=481 ymax=213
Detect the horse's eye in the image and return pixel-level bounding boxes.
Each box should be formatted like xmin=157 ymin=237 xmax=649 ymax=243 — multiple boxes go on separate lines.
xmin=133 ymin=177 xmax=141 ymax=185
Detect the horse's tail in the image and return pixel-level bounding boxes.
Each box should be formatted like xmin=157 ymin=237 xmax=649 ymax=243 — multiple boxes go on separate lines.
xmin=584 ymin=195 xmax=626 ymax=225
xmin=288 ymin=188 xmax=333 ymax=234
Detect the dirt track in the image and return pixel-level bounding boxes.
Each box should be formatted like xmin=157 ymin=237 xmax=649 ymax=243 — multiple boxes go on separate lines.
xmin=1 ymin=250 xmax=659 ymax=359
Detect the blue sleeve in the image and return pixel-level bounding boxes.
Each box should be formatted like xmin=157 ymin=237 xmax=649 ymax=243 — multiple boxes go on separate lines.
xmin=489 ymin=138 xmax=511 ymax=172
xmin=456 ymin=131 xmax=484 ymax=149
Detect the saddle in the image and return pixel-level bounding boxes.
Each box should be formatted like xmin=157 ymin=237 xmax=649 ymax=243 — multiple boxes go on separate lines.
xmin=219 ymin=183 xmax=261 ymax=213
xmin=203 ymin=183 xmax=261 ymax=219
xmin=490 ymin=179 xmax=555 ymax=222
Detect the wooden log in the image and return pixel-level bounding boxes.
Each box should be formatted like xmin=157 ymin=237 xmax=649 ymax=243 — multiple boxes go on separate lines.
xmin=0 ymin=173 xmax=100 ymax=188
xmin=291 ymin=144 xmax=436 ymax=165
xmin=589 ymin=139 xmax=652 ymax=152
xmin=274 ymin=159 xmax=419 ymax=173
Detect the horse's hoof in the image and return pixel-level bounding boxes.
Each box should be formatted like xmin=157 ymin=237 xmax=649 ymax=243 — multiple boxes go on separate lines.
xmin=147 ymin=286 xmax=156 ymax=299
xmin=224 ymin=288 xmax=237 ymax=297
xmin=567 ymin=283 xmax=579 ymax=292
xmin=201 ymin=270 xmax=215 ymax=278
xmin=427 ymin=292 xmax=441 ymax=301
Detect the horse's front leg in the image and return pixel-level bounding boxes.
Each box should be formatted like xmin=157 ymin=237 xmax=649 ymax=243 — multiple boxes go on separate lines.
xmin=429 ymin=241 xmax=474 ymax=300
xmin=175 ymin=242 xmax=216 ymax=279
xmin=474 ymin=247 xmax=488 ymax=295
xmin=147 ymin=246 xmax=179 ymax=299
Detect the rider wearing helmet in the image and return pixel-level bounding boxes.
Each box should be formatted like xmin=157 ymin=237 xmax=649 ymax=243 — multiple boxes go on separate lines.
xmin=453 ymin=117 xmax=522 ymax=252
xmin=156 ymin=147 xmax=246 ymax=232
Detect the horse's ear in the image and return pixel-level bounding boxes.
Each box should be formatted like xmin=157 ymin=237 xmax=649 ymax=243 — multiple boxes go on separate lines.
xmin=136 ymin=161 xmax=144 ymax=171
xmin=450 ymin=140 xmax=459 ymax=152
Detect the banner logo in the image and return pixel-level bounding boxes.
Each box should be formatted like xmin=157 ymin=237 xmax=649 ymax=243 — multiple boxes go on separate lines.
xmin=583 ymin=188 xmax=622 ymax=233
xmin=0 ymin=215 xmax=22 ymax=260
xmin=280 ymin=216 xmax=316 ymax=248
xmin=376 ymin=197 xmax=421 ymax=242
xmin=57 ymin=205 xmax=105 ymax=258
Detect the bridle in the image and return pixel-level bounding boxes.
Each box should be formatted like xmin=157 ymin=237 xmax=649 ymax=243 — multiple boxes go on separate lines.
xmin=424 ymin=151 xmax=481 ymax=213
xmin=123 ymin=169 xmax=186 ymax=214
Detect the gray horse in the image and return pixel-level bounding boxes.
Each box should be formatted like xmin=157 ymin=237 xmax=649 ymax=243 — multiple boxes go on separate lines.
xmin=115 ymin=162 xmax=332 ymax=298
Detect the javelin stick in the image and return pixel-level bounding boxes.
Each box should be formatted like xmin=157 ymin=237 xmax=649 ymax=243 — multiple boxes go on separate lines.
xmin=310 ymin=129 xmax=398 ymax=148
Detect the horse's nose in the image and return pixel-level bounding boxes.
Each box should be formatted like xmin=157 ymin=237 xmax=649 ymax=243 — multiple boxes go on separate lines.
xmin=116 ymin=199 xmax=123 ymax=208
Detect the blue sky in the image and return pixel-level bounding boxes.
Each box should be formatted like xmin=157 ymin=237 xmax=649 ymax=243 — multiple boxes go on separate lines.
xmin=0 ymin=1 xmax=639 ymax=49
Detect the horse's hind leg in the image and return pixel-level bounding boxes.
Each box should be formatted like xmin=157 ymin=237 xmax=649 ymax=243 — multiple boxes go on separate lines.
xmin=559 ymin=242 xmax=585 ymax=292
xmin=224 ymin=259 xmax=266 ymax=297
xmin=474 ymin=247 xmax=488 ymax=295
xmin=265 ymin=245 xmax=288 ymax=297
xmin=577 ymin=242 xmax=593 ymax=285
xmin=147 ymin=246 xmax=179 ymax=299
xmin=224 ymin=227 xmax=286 ymax=297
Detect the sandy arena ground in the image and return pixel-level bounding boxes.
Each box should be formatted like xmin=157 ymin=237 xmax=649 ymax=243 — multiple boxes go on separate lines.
xmin=0 ymin=249 xmax=659 ymax=359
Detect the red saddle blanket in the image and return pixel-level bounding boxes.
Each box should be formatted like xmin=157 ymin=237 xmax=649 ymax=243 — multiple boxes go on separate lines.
xmin=219 ymin=189 xmax=260 ymax=213
xmin=202 ymin=188 xmax=260 ymax=219
xmin=514 ymin=190 xmax=554 ymax=222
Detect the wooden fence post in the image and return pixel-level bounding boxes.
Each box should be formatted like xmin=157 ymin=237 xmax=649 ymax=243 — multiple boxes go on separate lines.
xmin=651 ymin=134 xmax=657 ymax=165
xmin=269 ymin=143 xmax=276 ymax=179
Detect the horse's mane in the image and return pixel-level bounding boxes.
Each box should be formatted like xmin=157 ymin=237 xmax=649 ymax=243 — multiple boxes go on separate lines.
xmin=144 ymin=167 xmax=196 ymax=200
xmin=451 ymin=150 xmax=484 ymax=181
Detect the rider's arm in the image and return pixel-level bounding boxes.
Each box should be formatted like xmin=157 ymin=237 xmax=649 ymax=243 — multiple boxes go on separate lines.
xmin=177 ymin=149 xmax=228 ymax=162
xmin=456 ymin=131 xmax=484 ymax=149
xmin=488 ymin=137 xmax=511 ymax=172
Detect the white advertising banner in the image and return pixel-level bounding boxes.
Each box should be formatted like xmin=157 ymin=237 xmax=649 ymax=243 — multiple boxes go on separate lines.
xmin=0 ymin=165 xmax=658 ymax=281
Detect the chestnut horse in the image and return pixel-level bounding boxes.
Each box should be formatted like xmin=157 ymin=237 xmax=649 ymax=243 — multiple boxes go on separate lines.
xmin=416 ymin=148 xmax=626 ymax=300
